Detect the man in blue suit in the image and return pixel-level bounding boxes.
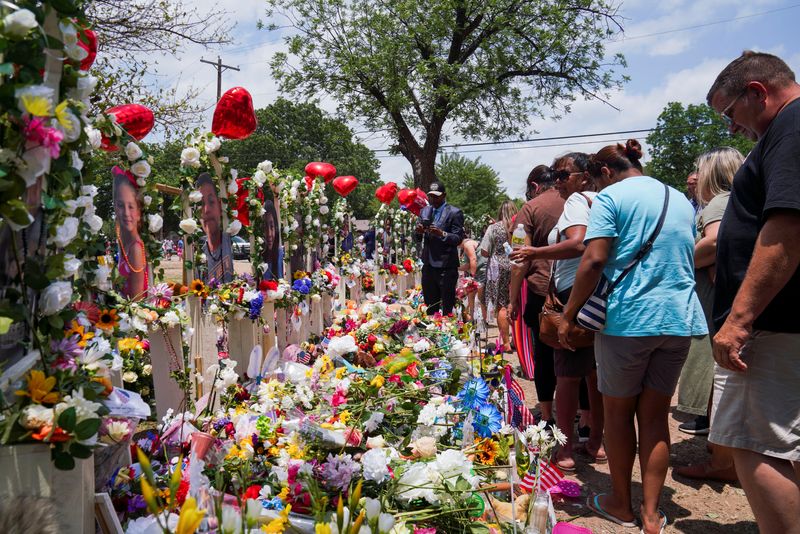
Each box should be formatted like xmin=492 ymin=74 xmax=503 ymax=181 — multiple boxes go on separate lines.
xmin=415 ymin=181 xmax=464 ymax=315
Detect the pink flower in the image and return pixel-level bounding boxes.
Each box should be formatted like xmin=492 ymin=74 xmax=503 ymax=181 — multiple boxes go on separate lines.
xmin=414 ymin=529 xmax=437 ymax=534
xmin=345 ymin=428 xmax=362 ymax=446
xmin=331 ymin=390 xmax=347 ymax=407
xmin=388 ymin=374 xmax=402 ymax=384
xmin=22 ymin=116 xmax=63 ymax=158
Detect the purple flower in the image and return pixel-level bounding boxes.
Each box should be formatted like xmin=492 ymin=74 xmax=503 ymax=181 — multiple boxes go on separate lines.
xmin=320 ymin=453 xmax=361 ymax=492
xmin=387 ymin=320 xmax=410 ymax=337
xmin=127 ymin=494 xmax=147 ymax=514
xmin=51 ymin=336 xmax=82 ymax=359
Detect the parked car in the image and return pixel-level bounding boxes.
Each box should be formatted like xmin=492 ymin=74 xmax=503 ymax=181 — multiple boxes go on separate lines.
xmin=231 ymin=236 xmax=251 ymax=260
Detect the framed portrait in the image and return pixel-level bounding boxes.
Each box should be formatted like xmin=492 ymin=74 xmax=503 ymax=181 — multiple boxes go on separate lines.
xmin=195 ymin=172 xmax=234 ymax=284
xmin=112 ymin=166 xmax=149 ymax=300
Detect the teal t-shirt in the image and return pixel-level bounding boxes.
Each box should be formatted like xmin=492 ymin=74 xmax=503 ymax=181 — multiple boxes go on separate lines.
xmin=584 ymin=175 xmax=708 ymax=337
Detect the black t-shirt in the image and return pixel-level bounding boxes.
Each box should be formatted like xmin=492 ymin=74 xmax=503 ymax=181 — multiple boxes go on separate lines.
xmin=714 ymin=97 xmax=800 ymax=332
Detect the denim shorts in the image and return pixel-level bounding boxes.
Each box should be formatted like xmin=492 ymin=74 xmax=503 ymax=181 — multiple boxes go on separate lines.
xmin=595 ymin=334 xmax=691 ymax=398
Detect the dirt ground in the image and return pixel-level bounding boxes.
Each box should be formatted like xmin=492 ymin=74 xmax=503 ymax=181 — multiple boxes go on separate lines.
xmin=499 ymin=331 xmax=756 ymax=534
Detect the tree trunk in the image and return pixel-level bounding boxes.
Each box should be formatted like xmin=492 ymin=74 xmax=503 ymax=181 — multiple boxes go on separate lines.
xmin=410 ymin=151 xmax=438 ymax=192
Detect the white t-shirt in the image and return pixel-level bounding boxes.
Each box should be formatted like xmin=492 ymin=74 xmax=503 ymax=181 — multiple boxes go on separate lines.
xmin=547 ymin=191 xmax=597 ymax=292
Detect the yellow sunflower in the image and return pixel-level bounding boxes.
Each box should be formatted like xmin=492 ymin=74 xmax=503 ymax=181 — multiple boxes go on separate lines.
xmin=64 ymin=320 xmax=94 ymax=347
xmin=189 ymin=278 xmax=206 ymax=296
xmin=15 ymin=369 xmax=60 ymax=405
xmin=96 ymin=309 xmax=119 ymax=331
xmin=474 ymin=438 xmax=500 ymax=466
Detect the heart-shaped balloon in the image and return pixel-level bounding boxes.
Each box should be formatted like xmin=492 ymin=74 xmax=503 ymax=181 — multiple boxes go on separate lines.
xmin=305 ymin=162 xmax=337 ymax=183
xmin=375 ymin=182 xmax=398 ymax=204
xmin=77 ymin=28 xmax=97 ymax=71
xmin=397 ymin=188 xmax=417 ymax=207
xmin=101 ymin=104 xmax=155 ymax=151
xmin=212 ymin=87 xmax=257 ymax=140
xmin=304 ymin=175 xmax=314 ymax=191
xmin=333 ymin=175 xmax=358 ymax=197
xmin=407 ymin=188 xmax=429 ymax=216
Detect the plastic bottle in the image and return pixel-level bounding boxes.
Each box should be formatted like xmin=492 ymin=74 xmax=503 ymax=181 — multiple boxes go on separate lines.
xmin=511 ymin=223 xmax=526 ymax=248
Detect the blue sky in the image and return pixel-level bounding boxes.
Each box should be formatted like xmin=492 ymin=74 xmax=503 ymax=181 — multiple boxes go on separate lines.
xmin=150 ymin=0 xmax=800 ymax=198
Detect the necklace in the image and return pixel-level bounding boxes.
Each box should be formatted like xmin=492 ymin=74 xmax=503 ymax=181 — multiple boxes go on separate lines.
xmin=116 ymin=225 xmax=145 ymax=273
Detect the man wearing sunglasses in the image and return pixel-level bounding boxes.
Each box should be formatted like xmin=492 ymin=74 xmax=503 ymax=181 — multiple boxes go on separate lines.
xmin=706 ymin=51 xmax=800 ymax=534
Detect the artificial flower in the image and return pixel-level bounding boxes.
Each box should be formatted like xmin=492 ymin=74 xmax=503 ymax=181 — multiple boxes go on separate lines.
xmin=189 ymin=279 xmax=206 ymax=296
xmin=40 ymin=281 xmax=73 ymax=316
xmin=96 ymin=308 xmax=119 ymax=331
xmin=147 ymin=214 xmax=163 ymax=233
xmin=131 ymin=160 xmax=151 ymax=179
xmin=3 ymin=9 xmax=37 ymax=38
xmin=180 ymin=147 xmax=201 ymax=168
xmin=125 ymin=142 xmax=143 ymax=161
xmin=179 ymin=218 xmax=199 ymax=234
xmin=176 ymin=496 xmax=205 ymax=534
xmin=15 ymin=369 xmax=59 ymax=405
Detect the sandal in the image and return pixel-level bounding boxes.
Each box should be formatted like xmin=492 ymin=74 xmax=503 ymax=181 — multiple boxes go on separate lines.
xmin=586 ymin=493 xmax=638 ymax=528
xmin=640 ymin=509 xmax=667 ymax=534
xmin=581 ymin=444 xmax=608 ymax=464
xmin=555 ymin=454 xmax=576 ymax=473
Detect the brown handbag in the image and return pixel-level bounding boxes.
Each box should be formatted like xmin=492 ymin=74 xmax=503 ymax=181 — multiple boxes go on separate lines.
xmin=538 ymin=196 xmax=595 ymax=349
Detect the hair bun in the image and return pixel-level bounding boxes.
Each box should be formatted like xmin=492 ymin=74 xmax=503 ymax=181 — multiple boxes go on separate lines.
xmin=624 ymin=139 xmax=643 ymax=162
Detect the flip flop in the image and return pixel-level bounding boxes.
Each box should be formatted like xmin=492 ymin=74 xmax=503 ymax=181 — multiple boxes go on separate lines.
xmin=586 ymin=493 xmax=639 ymax=529
xmin=555 ymin=457 xmax=577 ymax=473
xmin=580 ymin=444 xmax=608 ymax=464
xmin=640 ymin=509 xmax=667 ymax=534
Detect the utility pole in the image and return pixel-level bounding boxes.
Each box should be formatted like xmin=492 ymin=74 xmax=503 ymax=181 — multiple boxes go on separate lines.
xmin=200 ymin=56 xmax=240 ymax=101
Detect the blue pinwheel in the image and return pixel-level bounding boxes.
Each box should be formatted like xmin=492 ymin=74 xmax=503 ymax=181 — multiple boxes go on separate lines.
xmin=472 ymin=402 xmax=503 ymax=438
xmin=457 ymin=377 xmax=490 ymax=411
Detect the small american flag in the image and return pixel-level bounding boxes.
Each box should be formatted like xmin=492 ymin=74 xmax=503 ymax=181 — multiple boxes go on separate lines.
xmin=519 ymin=459 xmax=564 ymax=493
xmin=296 ymin=350 xmax=312 ymax=365
xmin=504 ymin=365 xmax=537 ymax=430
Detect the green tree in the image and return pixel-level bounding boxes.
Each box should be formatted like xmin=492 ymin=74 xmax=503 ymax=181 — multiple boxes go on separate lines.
xmin=646 ymin=102 xmax=755 ymax=190
xmin=264 ymin=0 xmax=626 ymax=190
xmin=223 ymin=98 xmax=383 ymax=219
xmin=404 ymin=153 xmax=507 ymax=220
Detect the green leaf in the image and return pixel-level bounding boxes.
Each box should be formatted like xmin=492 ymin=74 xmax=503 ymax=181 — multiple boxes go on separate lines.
xmin=49 ymin=0 xmax=81 ymax=16
xmin=69 ymin=443 xmax=93 ymax=459
xmin=53 ymin=450 xmax=75 ymax=471
xmin=23 ymin=260 xmax=50 ymax=291
xmin=0 ymin=199 xmax=32 ymax=226
xmin=74 ymin=418 xmax=101 ymax=441
xmin=48 ymin=314 xmax=64 ymax=330
xmin=57 ymin=407 xmax=77 ymax=432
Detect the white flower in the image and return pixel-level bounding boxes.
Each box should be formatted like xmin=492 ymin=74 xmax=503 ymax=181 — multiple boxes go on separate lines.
xmin=80 ymin=337 xmax=112 ymax=372
xmin=361 ymin=448 xmax=390 ymax=483
xmin=226 ymin=219 xmax=242 ymax=236
xmin=180 ymin=147 xmax=201 ymax=168
xmin=50 ymin=217 xmax=79 ymax=248
xmin=63 ymin=199 xmax=77 ymax=214
xmin=102 ymin=420 xmax=132 ymax=443
xmin=142 ymin=364 xmax=152 ymax=376
xmin=64 ymin=42 xmax=88 ymax=61
xmin=320 ymin=196 xmax=328 ymax=205
xmin=63 ymin=254 xmax=81 ymax=277
xmin=147 ymin=214 xmax=163 ymax=233
xmin=320 ymin=205 xmax=329 ymax=215
xmin=84 ymin=126 xmax=102 ymax=149
xmin=410 ymin=436 xmax=437 ymax=459
xmin=179 ymin=218 xmax=198 ymax=234
xmin=551 ymin=425 xmax=568 ymax=446
xmin=230 ymin=168 xmax=238 ymax=181
xmin=58 ymin=20 xmax=78 ymax=44
xmin=217 ymin=156 xmax=229 ymax=164
xmin=58 ymin=109 xmax=82 ymax=142
xmin=161 ymin=311 xmax=180 ymax=328
xmin=188 ymin=190 xmax=203 ymax=203
xmin=257 ymin=160 xmax=273 ymax=173
xmin=67 ymin=74 xmax=97 ymax=103
xmin=221 ymin=505 xmax=242 ymax=534
xmin=40 ymin=281 xmax=72 ymax=315
xmin=366 ymin=435 xmax=386 ymax=449
xmin=227 ymin=180 xmax=238 ymax=196
xmin=364 ymin=498 xmax=381 ymax=521
xmin=125 ymin=142 xmax=143 ymax=162
xmin=55 ymin=388 xmax=103 ymax=423
xmin=364 ymin=411 xmax=384 ymax=433
xmin=204 ymin=136 xmax=221 ymax=153
xmin=122 ymin=371 xmax=138 ymax=383
xmin=130 ymin=160 xmax=151 ymax=179
xmin=94 ymin=263 xmax=112 ymax=291
xmin=379 ymin=513 xmax=396 ymax=534
xmin=253 ymin=170 xmax=267 ymax=187
xmin=20 ymin=404 xmax=54 ymax=430
xmin=143 ymin=195 xmax=152 ymax=207
xmin=413 ymin=339 xmax=430 ymax=353
xmin=304 ymin=215 xmax=312 ymax=225
xmin=3 ymin=9 xmax=37 ymax=38
xmin=70 ymin=151 xmax=83 ymax=171
xmin=396 ymin=463 xmax=437 ymax=505
xmin=85 ymin=213 xmax=103 ymax=234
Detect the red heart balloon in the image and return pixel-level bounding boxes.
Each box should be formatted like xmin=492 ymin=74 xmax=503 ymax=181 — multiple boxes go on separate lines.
xmin=333 ymin=175 xmax=358 ymax=197
xmin=77 ymin=28 xmax=97 ymax=71
xmin=212 ymin=87 xmax=257 ymax=140
xmin=304 ymin=175 xmax=314 ymax=191
xmin=397 ymin=188 xmax=417 ymax=207
xmin=375 ymin=182 xmax=398 ymax=204
xmin=407 ymin=188 xmax=429 ymax=216
xmin=101 ymin=104 xmax=155 ymax=151
xmin=305 ymin=162 xmax=337 ymax=183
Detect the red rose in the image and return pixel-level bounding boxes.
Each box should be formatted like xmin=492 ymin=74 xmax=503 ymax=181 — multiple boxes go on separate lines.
xmin=389 ymin=264 xmax=399 ymax=275
xmin=403 ymin=259 xmax=413 ymax=272
xmin=243 ymin=484 xmax=262 ymax=500
xmin=260 ymin=280 xmax=278 ymax=291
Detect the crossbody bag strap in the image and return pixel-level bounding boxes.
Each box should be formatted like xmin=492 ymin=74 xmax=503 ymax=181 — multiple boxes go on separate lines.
xmin=604 ymin=182 xmax=670 ymax=296
xmin=550 ymin=193 xmax=593 ymax=304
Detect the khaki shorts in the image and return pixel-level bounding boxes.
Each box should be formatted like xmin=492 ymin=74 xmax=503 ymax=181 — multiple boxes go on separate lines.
xmin=709 ymin=331 xmax=800 ymax=461
xmin=595 ymin=334 xmax=691 ymax=398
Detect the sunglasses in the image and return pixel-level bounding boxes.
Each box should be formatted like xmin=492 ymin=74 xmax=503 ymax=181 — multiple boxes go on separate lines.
xmin=551 ymin=170 xmax=582 ymax=182
xmin=720 ymin=88 xmax=747 ymax=127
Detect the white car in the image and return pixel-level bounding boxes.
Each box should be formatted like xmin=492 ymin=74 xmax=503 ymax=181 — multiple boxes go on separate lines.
xmin=231 ymin=236 xmax=250 ymax=259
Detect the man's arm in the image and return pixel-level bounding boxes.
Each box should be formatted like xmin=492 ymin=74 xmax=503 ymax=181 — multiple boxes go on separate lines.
xmin=713 ymin=209 xmax=800 ymax=371
xmin=442 ymin=209 xmax=465 ymax=246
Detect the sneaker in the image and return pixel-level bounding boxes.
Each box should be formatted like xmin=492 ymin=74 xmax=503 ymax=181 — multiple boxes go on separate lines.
xmin=578 ymin=425 xmax=591 ymax=443
xmin=678 ymin=415 xmax=710 ymax=435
